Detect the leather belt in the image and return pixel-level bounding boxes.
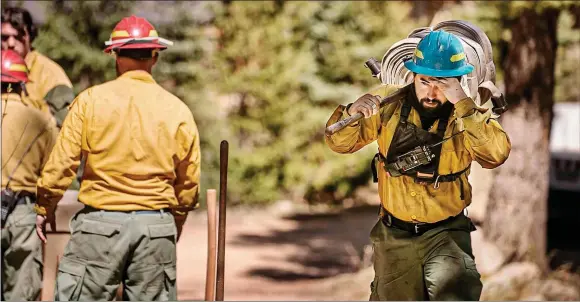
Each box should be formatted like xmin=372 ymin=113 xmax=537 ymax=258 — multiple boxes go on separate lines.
xmin=83 ymin=205 xmax=166 ymax=215
xmin=381 ymin=208 xmax=464 ymax=235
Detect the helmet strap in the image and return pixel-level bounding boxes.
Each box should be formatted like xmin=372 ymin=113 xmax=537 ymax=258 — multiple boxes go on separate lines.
xmin=20 ymin=82 xmax=28 ymax=96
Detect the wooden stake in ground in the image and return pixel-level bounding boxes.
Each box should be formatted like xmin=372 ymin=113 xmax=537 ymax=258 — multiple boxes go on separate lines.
xmin=205 ymin=189 xmax=218 ymax=301
xmin=216 ymin=140 xmax=228 ymax=301
xmin=39 ymin=242 xmax=46 ymax=299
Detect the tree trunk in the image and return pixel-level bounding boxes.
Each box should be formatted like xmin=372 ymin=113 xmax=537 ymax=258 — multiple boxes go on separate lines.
xmin=484 ymin=7 xmax=561 ymax=268
xmin=409 ymin=0 xmax=449 ymax=23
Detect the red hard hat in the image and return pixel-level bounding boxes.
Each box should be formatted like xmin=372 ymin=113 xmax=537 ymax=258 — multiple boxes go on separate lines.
xmin=104 ymin=15 xmax=173 ymax=53
xmin=1 ymin=49 xmax=29 ymax=83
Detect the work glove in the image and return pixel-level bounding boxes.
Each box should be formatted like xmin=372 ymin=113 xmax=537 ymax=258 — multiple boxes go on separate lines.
xmin=347 ymin=94 xmax=382 ymax=118
xmin=433 ymin=77 xmax=470 ymax=105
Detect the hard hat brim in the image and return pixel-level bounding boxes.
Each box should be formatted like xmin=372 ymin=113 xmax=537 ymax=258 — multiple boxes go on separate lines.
xmin=104 ymin=42 xmax=168 ymax=53
xmin=404 ymin=60 xmax=474 ymax=78
xmin=1 ymin=73 xmax=28 ymax=83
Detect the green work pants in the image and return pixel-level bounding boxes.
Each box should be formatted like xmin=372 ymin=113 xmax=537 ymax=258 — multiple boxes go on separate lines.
xmin=54 ymin=207 xmax=178 ymax=301
xmin=369 ymin=213 xmax=482 ymax=301
xmin=1 ymin=200 xmax=43 ymax=301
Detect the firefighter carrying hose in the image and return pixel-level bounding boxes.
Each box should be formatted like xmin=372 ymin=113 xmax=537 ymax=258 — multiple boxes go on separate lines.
xmin=1 ymin=49 xmax=59 ymax=301
xmin=34 ymin=15 xmax=201 ymax=301
xmin=325 ymin=30 xmax=511 ymax=300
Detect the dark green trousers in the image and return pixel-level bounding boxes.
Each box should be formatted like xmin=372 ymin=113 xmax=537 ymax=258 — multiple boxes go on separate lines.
xmin=54 ymin=207 xmax=177 ymax=301
xmin=1 ymin=201 xmax=43 ymax=301
xmin=369 ymin=213 xmax=482 ymax=301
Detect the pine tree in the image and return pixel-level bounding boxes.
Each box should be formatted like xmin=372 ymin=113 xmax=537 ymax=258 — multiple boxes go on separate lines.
xmin=32 ymin=1 xmax=136 ymax=93
xmin=199 ymin=1 xmax=418 ymax=204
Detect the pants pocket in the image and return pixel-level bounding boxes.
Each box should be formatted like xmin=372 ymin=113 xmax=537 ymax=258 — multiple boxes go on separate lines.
xmin=369 ymin=218 xmax=385 ymax=244
xmin=148 ymin=223 xmax=177 ymax=240
xmin=164 ymin=265 xmax=177 ymax=300
xmin=462 ymin=254 xmax=482 ymax=278
xmin=463 ymin=255 xmax=483 ymax=300
xmin=144 ymin=222 xmax=177 ymax=265
xmin=369 ymin=277 xmax=379 ymax=301
xmin=54 ymin=257 xmax=86 ymax=301
xmin=69 ymin=217 xmax=121 ymax=262
xmin=13 ymin=209 xmax=37 ymax=226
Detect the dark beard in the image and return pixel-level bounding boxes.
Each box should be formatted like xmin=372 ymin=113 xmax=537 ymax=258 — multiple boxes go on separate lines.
xmin=419 ymin=98 xmax=442 ymax=111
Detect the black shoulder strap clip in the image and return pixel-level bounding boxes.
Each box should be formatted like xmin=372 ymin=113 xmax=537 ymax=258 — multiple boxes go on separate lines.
xmin=371 ymin=152 xmax=381 ymax=183
xmin=399 ymin=100 xmax=412 ymax=124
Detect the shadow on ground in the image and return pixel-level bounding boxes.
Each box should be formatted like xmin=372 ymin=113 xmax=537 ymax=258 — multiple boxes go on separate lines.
xmin=231 ymin=205 xmax=379 ymax=281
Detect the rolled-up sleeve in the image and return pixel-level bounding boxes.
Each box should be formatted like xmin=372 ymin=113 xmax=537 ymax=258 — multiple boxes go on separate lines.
xmin=172 ymin=117 xmax=201 ymax=217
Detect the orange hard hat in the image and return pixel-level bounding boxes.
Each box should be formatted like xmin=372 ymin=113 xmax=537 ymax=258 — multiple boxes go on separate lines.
xmin=103 ymin=15 xmax=173 ymax=53
xmin=1 ymin=49 xmax=29 ymax=83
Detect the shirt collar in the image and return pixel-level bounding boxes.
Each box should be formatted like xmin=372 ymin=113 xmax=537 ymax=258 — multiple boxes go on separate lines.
xmin=24 ymin=50 xmax=38 ymax=70
xmin=118 ymin=70 xmax=156 ymax=84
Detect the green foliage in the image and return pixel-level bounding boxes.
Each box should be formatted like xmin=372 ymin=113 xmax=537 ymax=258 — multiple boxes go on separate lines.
xmin=199 ymin=1 xmax=417 ymax=205
xmin=32 ymin=1 xmax=135 ymax=94
xmin=555 ymin=9 xmax=580 ymax=103
xmin=15 ymin=0 xmax=579 ymax=207
xmin=432 ymin=1 xmax=580 ymax=104
xmin=509 ymin=0 xmax=579 ymax=16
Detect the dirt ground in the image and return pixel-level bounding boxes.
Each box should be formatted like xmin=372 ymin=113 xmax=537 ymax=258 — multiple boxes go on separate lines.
xmin=39 ymin=188 xmax=580 ymax=301
xmin=40 ymin=191 xmax=382 ymax=301
xmin=39 ymin=155 xmax=497 ymax=300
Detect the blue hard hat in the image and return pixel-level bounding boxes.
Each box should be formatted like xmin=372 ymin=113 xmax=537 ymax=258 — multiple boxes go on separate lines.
xmin=404 ymin=30 xmax=474 ymax=78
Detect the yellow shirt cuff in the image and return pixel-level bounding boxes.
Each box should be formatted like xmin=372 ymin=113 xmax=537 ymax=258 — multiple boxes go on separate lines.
xmin=172 ymin=210 xmax=188 ymax=217
xmin=34 ymin=204 xmax=48 ymax=216
xmin=341 ymin=104 xmax=360 ymax=127
xmin=171 ymin=202 xmax=199 ymax=217
xmin=172 ymin=210 xmax=189 ymax=226
xmin=454 ymin=97 xmax=476 ymax=118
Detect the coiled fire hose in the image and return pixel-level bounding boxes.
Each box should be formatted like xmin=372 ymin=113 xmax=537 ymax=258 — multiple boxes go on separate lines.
xmin=326 ymin=20 xmax=508 ymax=136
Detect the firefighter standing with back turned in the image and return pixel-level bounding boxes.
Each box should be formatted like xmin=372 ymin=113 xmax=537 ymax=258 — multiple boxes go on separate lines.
xmin=34 ymin=15 xmax=201 ymax=301
xmin=325 ymin=30 xmax=511 ymax=301
xmin=1 ymin=50 xmax=59 ymax=301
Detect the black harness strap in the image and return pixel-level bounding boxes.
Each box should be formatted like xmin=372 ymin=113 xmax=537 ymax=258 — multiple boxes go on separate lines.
xmin=415 ymin=113 xmax=449 ymax=181
xmin=371 ymin=153 xmax=380 ymax=183
xmin=370 ymin=98 xmax=460 ymax=185
xmin=399 ymin=100 xmax=412 ymax=124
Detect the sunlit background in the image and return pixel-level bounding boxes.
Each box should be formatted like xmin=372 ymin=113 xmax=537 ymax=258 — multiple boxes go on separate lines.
xmin=2 ymin=0 xmax=579 ymax=300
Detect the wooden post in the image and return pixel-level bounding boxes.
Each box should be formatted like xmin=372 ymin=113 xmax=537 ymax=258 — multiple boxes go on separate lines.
xmin=216 ymin=141 xmax=228 ymax=301
xmin=39 ymin=243 xmax=45 ymax=300
xmin=204 ymin=189 xmax=218 ymax=301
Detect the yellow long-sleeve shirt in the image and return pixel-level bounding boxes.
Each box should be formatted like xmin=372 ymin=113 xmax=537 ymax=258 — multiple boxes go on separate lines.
xmin=325 ymin=84 xmax=511 ymax=223
xmin=1 ymin=93 xmax=58 ymax=194
xmin=18 ymin=92 xmax=52 ymax=117
xmin=25 ymin=50 xmax=75 ymax=126
xmin=35 ymin=70 xmax=201 ymax=217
